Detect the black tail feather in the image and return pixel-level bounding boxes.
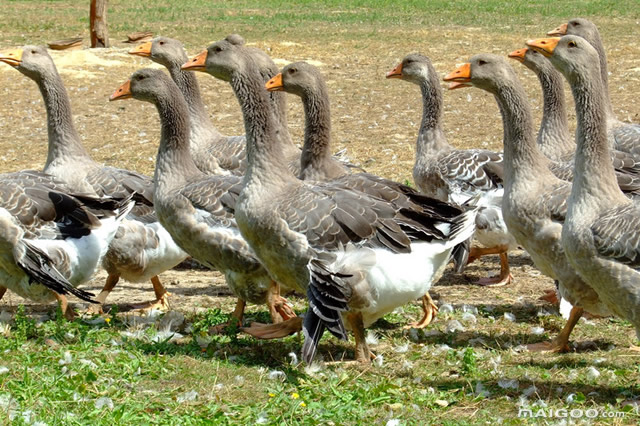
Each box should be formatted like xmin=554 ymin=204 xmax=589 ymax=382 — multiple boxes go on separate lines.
xmin=302 ymin=257 xmax=352 ymax=364
xmin=17 ymin=241 xmax=96 ymax=303
xmin=451 ymin=237 xmax=471 ymax=273
xmin=302 ymin=306 xmax=325 ymax=364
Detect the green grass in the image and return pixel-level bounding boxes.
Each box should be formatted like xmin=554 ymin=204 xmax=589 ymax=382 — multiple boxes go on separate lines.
xmin=0 ymin=0 xmax=638 ymax=46
xmin=0 ymin=303 xmax=638 ymax=424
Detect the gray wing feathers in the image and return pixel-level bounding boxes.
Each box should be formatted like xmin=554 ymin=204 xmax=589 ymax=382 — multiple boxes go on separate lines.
xmin=439 ymin=150 xmax=504 ymax=192
xmin=592 ymin=203 xmax=640 ymax=268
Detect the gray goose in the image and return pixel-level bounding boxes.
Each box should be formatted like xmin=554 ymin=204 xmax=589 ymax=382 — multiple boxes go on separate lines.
xmin=0 ymin=170 xmax=132 ymax=319
xmin=110 ymin=69 xmax=296 ymax=328
xmin=129 ymin=36 xmax=301 ymax=176
xmin=508 ymin=47 xmax=640 ymax=180
xmin=386 ymin=54 xmax=516 ymax=287
xmin=265 ymin=60 xmax=471 ymax=328
xmin=444 ymin=54 xmax=611 ymax=352
xmin=528 ymin=36 xmax=640 ymax=345
xmin=0 ymin=46 xmax=188 ymax=312
xmin=548 ymin=18 xmax=640 ymax=157
xmin=185 ymin=39 xmax=477 ymax=363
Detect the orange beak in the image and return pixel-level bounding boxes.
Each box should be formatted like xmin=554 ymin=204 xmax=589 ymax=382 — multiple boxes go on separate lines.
xmin=128 ymin=41 xmax=152 ymax=57
xmin=547 ymin=22 xmax=568 ymax=37
xmin=265 ymin=73 xmax=284 ymax=91
xmin=182 ymin=50 xmax=207 ymax=72
xmin=526 ymin=38 xmax=559 ymax=57
xmin=386 ymin=62 xmax=403 ymax=79
xmin=508 ymin=48 xmax=528 ymax=63
xmin=0 ymin=49 xmax=23 ymax=67
xmin=109 ymin=79 xmax=132 ymax=101
xmin=443 ymin=62 xmax=471 ymax=83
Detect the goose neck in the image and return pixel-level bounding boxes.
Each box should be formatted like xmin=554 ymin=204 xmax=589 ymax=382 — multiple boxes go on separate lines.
xmin=153 ymin=88 xmax=203 ymax=190
xmin=569 ymin=72 xmax=622 ymax=205
xmin=591 ymin=34 xmax=615 ymax=118
xmin=492 ymin=81 xmax=553 ymax=186
xmin=230 ymin=70 xmax=295 ymax=187
xmin=416 ymin=79 xmax=450 ymax=159
xmin=299 ymin=88 xmax=334 ymax=176
xmin=166 ymin=60 xmax=211 ymax=123
xmin=36 ymin=71 xmax=91 ymax=168
xmin=536 ymin=66 xmax=574 ymax=159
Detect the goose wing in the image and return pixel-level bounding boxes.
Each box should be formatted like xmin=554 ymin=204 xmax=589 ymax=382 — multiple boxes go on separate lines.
xmin=179 ymin=175 xmax=243 ymax=225
xmin=86 ymin=167 xmax=155 ymax=218
xmin=539 ymin=183 xmax=570 ymax=223
xmin=611 ymin=124 xmax=640 ymax=157
xmin=438 ymin=149 xmax=504 ymax=193
xmin=591 ymin=203 xmax=640 ymax=268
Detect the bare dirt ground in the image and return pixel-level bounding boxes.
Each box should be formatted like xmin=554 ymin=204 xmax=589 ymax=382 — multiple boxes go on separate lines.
xmin=0 ymin=19 xmax=638 ymax=323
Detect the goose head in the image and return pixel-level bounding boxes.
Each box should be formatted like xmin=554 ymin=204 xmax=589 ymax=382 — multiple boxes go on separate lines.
xmin=548 ymin=17 xmax=598 ymax=40
xmin=444 ymin=54 xmax=516 ymax=95
xmin=110 ymin=68 xmax=174 ymax=103
xmin=0 ymin=45 xmax=56 ymax=81
xmin=527 ymin=35 xmax=600 ymax=85
xmin=508 ymin=47 xmax=555 ymax=76
xmin=129 ymin=36 xmax=187 ymax=67
xmin=182 ymin=39 xmax=249 ymax=82
xmin=386 ymin=53 xmax=434 ymax=85
xmin=266 ymin=61 xmax=322 ymax=97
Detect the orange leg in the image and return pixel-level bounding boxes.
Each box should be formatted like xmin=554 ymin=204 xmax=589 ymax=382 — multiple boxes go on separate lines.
xmin=86 ymin=273 xmax=120 ymax=315
xmin=475 ymin=251 xmax=513 ymax=287
xmin=347 ymin=312 xmax=375 ymax=364
xmin=404 ymin=293 xmax=438 ymax=329
xmin=209 ymin=299 xmax=246 ymax=334
xmin=467 ymin=245 xmax=508 ymax=264
xmin=527 ymin=306 xmax=583 ymax=353
xmin=266 ymin=281 xmax=296 ymax=323
xmin=132 ymin=276 xmax=172 ymax=311
xmin=54 ymin=292 xmax=77 ymax=321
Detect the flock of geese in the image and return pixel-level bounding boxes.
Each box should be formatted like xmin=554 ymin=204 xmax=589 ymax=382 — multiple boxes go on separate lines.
xmin=0 ymin=17 xmax=639 ymax=364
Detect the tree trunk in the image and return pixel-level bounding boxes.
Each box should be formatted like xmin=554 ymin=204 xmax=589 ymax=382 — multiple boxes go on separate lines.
xmin=90 ymin=0 xmax=109 ymax=48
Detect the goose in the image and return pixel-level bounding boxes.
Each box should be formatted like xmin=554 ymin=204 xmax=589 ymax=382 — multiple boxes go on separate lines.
xmin=386 ymin=53 xmax=516 ymax=287
xmin=508 ymin=47 xmax=640 ymax=176
xmin=184 ymin=39 xmax=477 ymax=363
xmin=528 ymin=36 xmax=640 ymax=346
xmin=548 ymin=18 xmax=640 ymax=157
xmin=0 ymin=170 xmax=132 ymax=319
xmin=264 ymin=61 xmax=351 ymax=181
xmin=443 ymin=54 xmax=612 ymax=352
xmin=265 ymin=61 xmax=462 ymax=328
xmin=130 ymin=35 xmax=301 ymax=175
xmin=0 ymin=46 xmax=188 ymax=312
xmin=109 ymin=69 xmax=296 ymax=328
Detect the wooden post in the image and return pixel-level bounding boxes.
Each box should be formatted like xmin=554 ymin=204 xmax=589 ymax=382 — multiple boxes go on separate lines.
xmin=90 ymin=0 xmax=109 ymax=48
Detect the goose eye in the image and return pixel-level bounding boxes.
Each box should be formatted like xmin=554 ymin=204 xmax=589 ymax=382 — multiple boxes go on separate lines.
xmin=159 ymin=41 xmax=164 ymax=45
xmin=214 ymin=46 xmax=223 ymax=53
xmin=288 ymin=68 xmax=296 ymax=74
xmin=478 ymin=60 xmax=487 ymax=66
xmin=568 ymin=40 xmax=577 ymax=48
xmin=31 ymin=50 xmax=37 ymax=54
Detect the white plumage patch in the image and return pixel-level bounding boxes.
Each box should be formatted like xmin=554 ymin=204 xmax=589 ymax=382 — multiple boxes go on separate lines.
xmin=331 ymin=209 xmax=477 ymax=327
